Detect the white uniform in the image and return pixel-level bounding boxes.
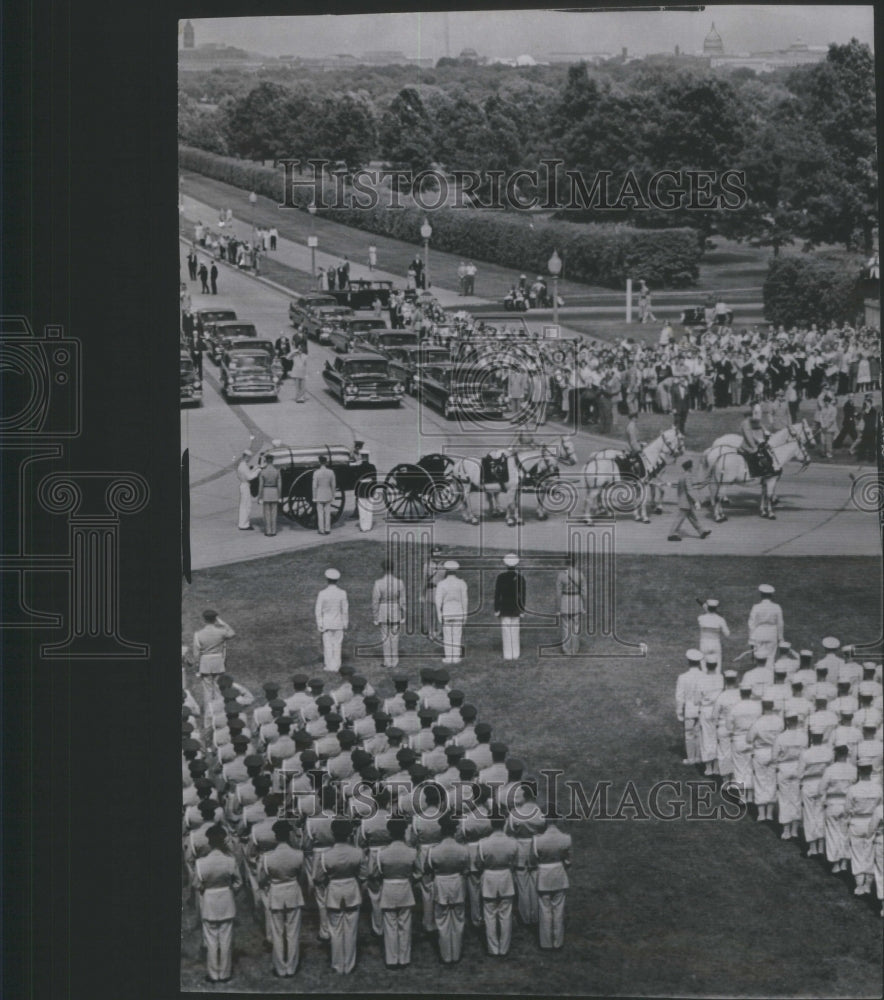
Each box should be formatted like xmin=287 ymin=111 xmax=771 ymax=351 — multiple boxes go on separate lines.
xmin=675 ymin=665 xmax=704 ymax=764
xmin=236 ymin=458 xmax=259 ymax=529
xmin=747 ymin=598 xmax=784 ymax=667
xmin=697 ymin=612 xmax=730 ymax=666
xmin=315 ymin=584 xmax=348 ymax=672
xmin=435 ymin=574 xmax=469 ymax=664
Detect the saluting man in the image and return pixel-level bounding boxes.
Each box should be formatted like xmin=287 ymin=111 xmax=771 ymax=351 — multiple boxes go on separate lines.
xmin=494 ymin=553 xmax=526 ymax=661
xmin=748 ymin=584 xmax=784 ymax=668
xmin=193 ymin=610 xmax=236 ymax=723
xmin=556 ymin=554 xmax=586 ymax=655
xmin=371 ymin=558 xmax=406 ymax=668
xmin=234 ymin=445 xmax=259 ymax=531
xmin=315 ymin=569 xmax=348 ymax=672
xmin=435 ymin=560 xmax=468 ymax=664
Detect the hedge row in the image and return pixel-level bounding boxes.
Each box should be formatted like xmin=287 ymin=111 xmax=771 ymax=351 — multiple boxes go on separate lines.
xmin=763 ymin=255 xmax=865 ymax=328
xmin=179 ymin=145 xmax=702 ymax=288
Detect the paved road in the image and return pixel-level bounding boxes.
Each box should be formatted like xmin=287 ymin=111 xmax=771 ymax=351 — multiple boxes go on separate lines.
xmin=181 ymin=255 xmax=879 ymax=570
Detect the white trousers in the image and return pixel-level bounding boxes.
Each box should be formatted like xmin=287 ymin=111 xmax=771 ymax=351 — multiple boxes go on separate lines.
xmin=441 ymin=616 xmax=464 ymax=662
xmin=238 ymin=481 xmax=252 ymax=528
xmin=482 ymin=895 xmax=513 ymax=956
xmin=537 ymin=890 xmax=567 ymax=949
xmin=202 ymin=918 xmax=234 ymax=981
xmin=357 ymin=497 xmax=373 ymax=531
xmin=316 ymin=501 xmax=331 ymax=534
xmin=267 ymin=905 xmax=302 ymax=977
xmin=379 ymin=623 xmax=400 ymax=667
xmin=500 ymin=618 xmax=520 ymax=660
xmin=322 ymin=630 xmax=343 ymax=671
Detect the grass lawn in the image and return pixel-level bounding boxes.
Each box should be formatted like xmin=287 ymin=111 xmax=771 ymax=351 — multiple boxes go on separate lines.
xmin=181 ymin=543 xmax=883 ymax=996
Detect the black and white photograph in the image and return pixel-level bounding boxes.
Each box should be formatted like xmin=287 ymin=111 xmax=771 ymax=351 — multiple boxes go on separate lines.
xmin=175 ymin=7 xmax=883 ymax=995
xmin=1 ymin=3 xmax=882 ymax=999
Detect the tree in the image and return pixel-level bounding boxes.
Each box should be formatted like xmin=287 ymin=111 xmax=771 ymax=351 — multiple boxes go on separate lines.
xmin=378 ymin=87 xmax=436 ymax=173
xmin=763 ymin=254 xmax=864 ymax=327
xmin=222 ymin=82 xmax=293 ymax=161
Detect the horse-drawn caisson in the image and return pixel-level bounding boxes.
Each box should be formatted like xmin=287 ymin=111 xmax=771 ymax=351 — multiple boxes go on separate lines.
xmin=249 ymin=443 xmax=374 ymax=529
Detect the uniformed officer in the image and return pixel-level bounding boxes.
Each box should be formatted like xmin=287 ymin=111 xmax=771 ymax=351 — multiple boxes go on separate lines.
xmin=193 ymin=610 xmax=236 ymax=722
xmin=383 ymin=674 xmax=411 ymax=717
xmin=697 ymin=599 xmax=730 ymax=667
xmin=395 ymin=690 xmax=422 ymax=737
xmin=315 ymin=569 xmax=348 ymax=672
xmin=798 ymin=722 xmax=834 ymax=856
xmin=494 ymin=554 xmax=526 ymax=661
xmin=424 ymin=812 xmax=471 ymax=963
xmin=712 ymin=671 xmax=740 ymax=778
xmin=748 ymin=584 xmax=783 ymax=668
xmin=696 ymin=655 xmax=725 ymax=776
xmin=435 ymin=561 xmax=469 ymax=664
xmin=258 ymin=819 xmax=304 ymax=977
xmin=253 ymin=681 xmax=283 ymax=727
xmin=235 ymin=448 xmax=259 ymax=530
xmin=817 ymin=635 xmax=846 ymax=679
xmin=436 ymin=689 xmax=467 ymax=734
xmin=455 ymin=769 xmax=491 ymax=928
xmin=773 ymin=640 xmax=800 ymax=676
xmin=675 ymin=649 xmax=705 ymax=765
xmin=422 ymin=668 xmax=452 ymax=713
xmin=258 ymin=454 xmax=282 ymax=537
xmin=372 ymin=559 xmax=406 ymax=668
xmin=193 ymin=824 xmax=242 ymax=983
xmin=747 ymin=697 xmax=784 ymax=821
xmin=555 ymin=554 xmax=586 ymax=655
xmin=313 ymin=818 xmax=366 ymax=974
xmin=466 ymin=722 xmax=495 ymax=772
xmin=845 ymin=763 xmax=883 ymax=896
xmin=423 ymin=544 xmax=447 ymax=637
xmin=504 ymin=779 xmax=545 ymax=924
xmin=819 ymin=743 xmax=857 ymax=873
xmin=475 ymin=813 xmax=519 ymax=956
xmin=373 ymin=816 xmax=421 ymax=967
xmin=772 ymin=711 xmax=806 ymax=839
xmin=527 ymin=819 xmax=571 ymax=950
xmin=284 ymin=674 xmax=313 ymax=719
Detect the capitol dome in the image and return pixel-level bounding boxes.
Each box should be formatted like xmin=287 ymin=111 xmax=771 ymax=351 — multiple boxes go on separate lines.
xmin=703 ymin=22 xmax=724 ymax=55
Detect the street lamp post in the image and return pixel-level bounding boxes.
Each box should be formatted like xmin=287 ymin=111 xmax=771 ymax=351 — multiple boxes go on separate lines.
xmin=548 ymin=250 xmax=562 ymax=330
xmin=249 ymin=191 xmax=257 ymax=241
xmin=420 ymin=218 xmax=433 ymax=289
xmin=307 ymin=204 xmax=318 ymax=284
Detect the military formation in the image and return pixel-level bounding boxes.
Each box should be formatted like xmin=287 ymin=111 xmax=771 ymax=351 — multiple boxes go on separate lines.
xmin=676 ymin=586 xmax=883 ymax=913
xmin=182 ymin=652 xmax=572 ymax=984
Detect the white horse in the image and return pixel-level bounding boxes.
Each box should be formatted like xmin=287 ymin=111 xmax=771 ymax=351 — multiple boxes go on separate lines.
xmin=581 ymin=426 xmax=684 ymax=523
xmin=451 ymin=437 xmax=576 ymax=525
xmin=700 ymin=421 xmax=816 ymax=508
xmin=702 ymin=421 xmax=813 ymax=522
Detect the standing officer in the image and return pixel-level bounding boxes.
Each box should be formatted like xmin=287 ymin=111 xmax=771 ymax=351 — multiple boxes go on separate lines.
xmin=312 ymin=455 xmax=337 ymax=536
xmin=555 ymin=554 xmax=586 ymax=655
xmin=748 ymin=584 xmax=784 ymax=668
xmin=675 ymin=649 xmax=704 ymax=765
xmin=494 ymin=553 xmax=526 ymax=662
xmin=258 ymin=454 xmax=282 ymax=537
xmin=697 ymin=598 xmax=729 ymax=668
xmin=372 ymin=816 xmax=421 ymax=968
xmin=234 ymin=447 xmax=259 ymax=531
xmin=475 ymin=813 xmax=519 ymax=956
xmin=424 ymin=812 xmax=471 ymax=964
xmin=192 ymin=824 xmax=242 ymax=984
xmin=193 ymin=610 xmax=236 ymax=722
xmin=257 ymin=819 xmax=304 ymax=978
xmin=372 ymin=558 xmax=406 ymax=668
xmin=423 ymin=544 xmax=447 ymax=637
xmin=527 ymin=819 xmax=572 ymax=950
xmin=315 ymin=569 xmax=348 ymax=672
xmin=435 ymin=561 xmax=468 ymax=664
xmin=313 ymin=818 xmax=366 ymax=975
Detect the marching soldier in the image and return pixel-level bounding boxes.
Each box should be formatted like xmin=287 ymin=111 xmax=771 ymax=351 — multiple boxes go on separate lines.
xmin=799 ymin=721 xmax=834 ymax=856
xmin=726 ymin=682 xmax=761 ymax=804
xmin=556 ymin=554 xmax=586 ymax=655
xmin=844 ymin=763 xmax=882 ymax=896
xmin=747 ymin=697 xmax=784 ymax=822
xmin=697 ymin=598 xmax=730 ymax=668
xmin=494 ymin=554 xmax=526 ymax=661
xmin=435 ymin=561 xmax=469 ymax=664
xmin=192 ymin=824 xmax=242 ymax=984
xmin=819 ymin=743 xmax=857 ymax=873
xmin=747 ymin=584 xmax=784 ymax=668
xmin=371 ymin=559 xmax=406 ymax=668
xmin=675 ymin=649 xmax=704 ymax=765
xmin=696 ymin=655 xmax=724 ymax=776
xmin=712 ymin=671 xmax=741 ymax=779
xmin=315 ymin=568 xmax=348 ymax=672
xmin=772 ymin=711 xmax=806 ymax=839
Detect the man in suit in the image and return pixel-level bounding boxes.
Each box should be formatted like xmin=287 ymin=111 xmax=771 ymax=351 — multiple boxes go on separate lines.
xmin=371 ymin=558 xmax=406 ymax=668
xmin=198 ymin=260 xmax=210 ymax=293
xmin=192 ymin=824 xmax=242 ymax=983
xmin=435 ymin=561 xmax=468 ymax=664
xmin=494 ymin=553 xmax=526 ymax=662
xmin=315 ymin=569 xmax=348 ymax=672
xmin=258 ymin=820 xmax=305 ymax=978
xmin=193 ymin=610 xmax=236 ymax=722
xmin=312 ymin=455 xmax=337 ymax=535
xmin=555 ymin=554 xmax=586 ymax=655
xmin=210 ymin=261 xmax=219 ymax=294
xmin=668 ymin=459 xmax=710 ymax=541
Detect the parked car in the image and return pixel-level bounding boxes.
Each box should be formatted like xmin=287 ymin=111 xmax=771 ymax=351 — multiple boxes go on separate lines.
xmin=299 ymin=304 xmax=354 ymax=345
xmin=204 ymin=321 xmax=258 ymax=363
xmin=361 ymin=329 xmax=420 ymax=356
xmin=220 ymin=347 xmax=281 ymax=401
xmin=288 ymin=293 xmax=338 ymax=328
xmin=385 ymin=345 xmax=451 ymax=395
xmin=329 ymin=278 xmax=395 ymax=311
xmin=327 ymin=317 xmax=390 ymax=354
xmin=179 ymin=349 xmax=202 ymax=406
xmin=322 ymin=353 xmax=405 ymax=409
xmin=413 ymin=362 xmax=507 ymax=420
xmin=194 ymin=307 xmax=237 ymax=337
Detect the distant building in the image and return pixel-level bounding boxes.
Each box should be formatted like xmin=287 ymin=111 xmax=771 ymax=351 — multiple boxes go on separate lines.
xmin=545 ymin=51 xmax=613 ymax=65
xmin=361 ymin=50 xmax=410 ymax=65
xmin=458 ymin=47 xmax=481 ymax=63
xmin=703 ymin=23 xmax=724 ymax=55
xmin=694 ymin=22 xmax=829 ymax=74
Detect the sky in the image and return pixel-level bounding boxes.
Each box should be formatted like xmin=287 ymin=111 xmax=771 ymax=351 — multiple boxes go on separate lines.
xmin=181 ymin=6 xmax=875 ymax=60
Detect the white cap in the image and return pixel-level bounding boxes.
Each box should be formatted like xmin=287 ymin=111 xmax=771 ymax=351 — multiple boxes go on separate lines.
xmin=821 ymin=636 xmax=840 ymax=650
xmin=325 ymin=568 xmax=341 ymax=581
xmin=705 ymin=599 xmax=719 ymax=609
xmin=503 ymin=554 xmax=520 ymax=567
xmin=443 ymin=560 xmax=459 ymax=571
xmin=758 ymin=584 xmax=775 ymax=595
xmin=271 ymin=439 xmax=283 ymax=447
xmin=686 ymin=649 xmax=703 ymax=663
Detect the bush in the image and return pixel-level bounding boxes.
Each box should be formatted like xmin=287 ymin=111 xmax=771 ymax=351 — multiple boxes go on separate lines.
xmin=179 ymin=145 xmax=702 ymax=288
xmin=763 ymin=254 xmax=865 ymax=327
